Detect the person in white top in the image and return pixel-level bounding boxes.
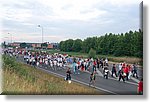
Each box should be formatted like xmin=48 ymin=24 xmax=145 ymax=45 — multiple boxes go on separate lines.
xmin=45 ymin=58 xmax=48 ymax=68
xmin=53 ymin=60 xmax=57 ymax=70
xmin=105 ymin=58 xmax=108 ymax=66
xmin=118 ymin=63 xmax=122 ymax=71
xmin=36 ymin=61 xmax=39 ymax=67
xmin=50 ymin=60 xmax=53 ymax=68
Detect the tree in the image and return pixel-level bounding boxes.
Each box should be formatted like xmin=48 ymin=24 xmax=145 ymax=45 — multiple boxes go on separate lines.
xmin=1 ymin=41 xmax=6 ymax=48
xmin=82 ymin=37 xmax=97 ymax=53
xmin=72 ymin=39 xmax=82 ymax=52
xmin=20 ymin=42 xmax=27 ymax=48
xmin=59 ymin=30 xmax=143 ymax=58
xmin=59 ymin=41 xmax=65 ymax=51
xmin=88 ymin=48 xmax=96 ymax=58
xmin=66 ymin=39 xmax=74 ymax=51
xmin=41 ymin=43 xmax=48 ymax=49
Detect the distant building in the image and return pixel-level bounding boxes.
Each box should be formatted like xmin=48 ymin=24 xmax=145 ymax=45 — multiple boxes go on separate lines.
xmin=47 ymin=43 xmax=53 ymax=49
xmin=32 ymin=43 xmax=41 ymax=49
xmin=8 ymin=42 xmax=57 ymax=49
xmin=51 ymin=43 xmax=59 ymax=49
xmin=9 ymin=42 xmax=21 ymax=48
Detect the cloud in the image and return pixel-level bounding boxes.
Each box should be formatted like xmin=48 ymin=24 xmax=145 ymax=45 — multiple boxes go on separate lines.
xmin=37 ymin=0 xmax=107 ymax=21
xmin=1 ymin=0 xmax=141 ymax=43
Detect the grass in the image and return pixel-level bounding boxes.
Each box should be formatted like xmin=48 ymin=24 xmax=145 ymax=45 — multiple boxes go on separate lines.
xmin=2 ymin=55 xmax=104 ymax=95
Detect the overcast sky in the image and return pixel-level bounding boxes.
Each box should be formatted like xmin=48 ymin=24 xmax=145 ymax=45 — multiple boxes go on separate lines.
xmin=1 ymin=0 xmax=142 ymax=43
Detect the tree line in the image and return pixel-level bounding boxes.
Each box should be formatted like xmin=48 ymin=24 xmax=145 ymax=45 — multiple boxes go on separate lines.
xmin=59 ymin=30 xmax=143 ymax=58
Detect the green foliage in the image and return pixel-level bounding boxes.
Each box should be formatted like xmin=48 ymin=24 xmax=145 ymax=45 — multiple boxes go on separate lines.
xmin=3 ymin=55 xmax=36 ymax=83
xmin=88 ymin=48 xmax=96 ymax=58
xmin=20 ymin=42 xmax=27 ymax=48
xmin=41 ymin=43 xmax=48 ymax=49
xmin=59 ymin=39 xmax=74 ymax=52
xmin=59 ymin=30 xmax=143 ymax=58
xmin=72 ymin=39 xmax=82 ymax=52
xmin=1 ymin=41 xmax=6 ymax=48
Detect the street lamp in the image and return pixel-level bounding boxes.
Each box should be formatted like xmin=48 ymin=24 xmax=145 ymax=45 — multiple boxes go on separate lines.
xmin=8 ymin=33 xmax=12 ymax=43
xmin=38 ymin=25 xmax=44 ymax=43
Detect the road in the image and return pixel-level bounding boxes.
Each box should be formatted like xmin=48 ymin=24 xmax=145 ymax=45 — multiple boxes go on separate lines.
xmin=16 ymin=55 xmax=141 ymax=95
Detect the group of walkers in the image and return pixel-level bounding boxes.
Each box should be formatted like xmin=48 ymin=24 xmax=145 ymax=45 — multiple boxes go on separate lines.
xmin=23 ymin=51 xmax=67 ymax=71
xmin=109 ymin=63 xmax=139 ymax=82
xmin=3 ymin=48 xmax=142 ymax=94
xmin=3 ymin=49 xmax=139 ymax=81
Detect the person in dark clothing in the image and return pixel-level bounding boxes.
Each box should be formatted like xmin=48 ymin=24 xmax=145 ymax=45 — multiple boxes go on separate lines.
xmin=100 ymin=59 xmax=104 ymax=68
xmin=89 ymin=73 xmax=93 ymax=83
xmin=66 ymin=68 xmax=72 ymax=80
xmin=81 ymin=62 xmax=84 ymax=71
xmin=132 ymin=64 xmax=138 ymax=79
xmin=89 ymin=72 xmax=96 ymax=87
xmin=111 ymin=64 xmax=118 ymax=77
xmin=93 ymin=60 xmax=97 ymax=72
xmin=124 ymin=64 xmax=129 ymax=81
xmin=118 ymin=69 xmax=125 ymax=82
xmin=96 ymin=58 xmax=100 ymax=69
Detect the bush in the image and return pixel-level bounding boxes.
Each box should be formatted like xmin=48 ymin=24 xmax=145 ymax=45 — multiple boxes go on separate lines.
xmin=88 ymin=48 xmax=96 ymax=58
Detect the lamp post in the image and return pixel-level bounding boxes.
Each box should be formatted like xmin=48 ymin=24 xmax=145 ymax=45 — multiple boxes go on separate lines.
xmin=3 ymin=37 xmax=9 ymax=42
xmin=38 ymin=25 xmax=44 ymax=43
xmin=8 ymin=33 xmax=12 ymax=43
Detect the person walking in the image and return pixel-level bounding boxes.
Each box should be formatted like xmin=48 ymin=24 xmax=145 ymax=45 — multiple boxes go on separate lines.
xmin=93 ymin=60 xmax=97 ymax=72
xmin=96 ymin=58 xmax=100 ymax=69
xmin=111 ymin=64 xmax=118 ymax=77
xmin=105 ymin=58 xmax=108 ymax=66
xmin=100 ymin=58 xmax=104 ymax=68
xmin=89 ymin=71 xmax=96 ymax=87
xmin=81 ymin=61 xmax=84 ymax=71
xmin=128 ymin=64 xmax=132 ymax=79
xmin=132 ymin=64 xmax=138 ymax=79
xmin=66 ymin=68 xmax=72 ymax=81
xmin=124 ymin=64 xmax=129 ymax=80
xmin=103 ymin=67 xmax=109 ymax=79
xmin=118 ymin=69 xmax=125 ymax=82
xmin=137 ymin=78 xmax=143 ymax=95
xmin=73 ymin=61 xmax=77 ymax=74
xmin=118 ymin=63 xmax=122 ymax=71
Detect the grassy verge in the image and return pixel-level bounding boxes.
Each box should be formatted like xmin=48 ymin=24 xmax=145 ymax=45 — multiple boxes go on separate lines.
xmin=2 ymin=55 xmax=103 ymax=95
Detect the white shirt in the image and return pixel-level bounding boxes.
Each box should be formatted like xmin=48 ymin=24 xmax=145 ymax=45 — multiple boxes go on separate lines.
xmin=119 ymin=64 xmax=122 ymax=70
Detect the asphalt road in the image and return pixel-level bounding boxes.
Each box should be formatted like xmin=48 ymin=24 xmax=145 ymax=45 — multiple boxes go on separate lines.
xmin=16 ymin=55 xmax=140 ymax=95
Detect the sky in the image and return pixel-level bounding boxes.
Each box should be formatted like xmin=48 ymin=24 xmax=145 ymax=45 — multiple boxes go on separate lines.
xmin=0 ymin=0 xmax=142 ymax=43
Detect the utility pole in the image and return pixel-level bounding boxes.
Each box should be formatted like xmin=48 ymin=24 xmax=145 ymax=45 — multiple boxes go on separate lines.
xmin=38 ymin=25 xmax=44 ymax=43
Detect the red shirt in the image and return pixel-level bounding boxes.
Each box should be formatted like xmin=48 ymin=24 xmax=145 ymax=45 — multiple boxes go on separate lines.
xmin=93 ymin=61 xmax=97 ymax=66
xmin=128 ymin=65 xmax=131 ymax=71
xmin=77 ymin=61 xmax=80 ymax=65
xmin=125 ymin=67 xmax=129 ymax=73
xmin=123 ymin=67 xmax=129 ymax=73
xmin=138 ymin=81 xmax=143 ymax=92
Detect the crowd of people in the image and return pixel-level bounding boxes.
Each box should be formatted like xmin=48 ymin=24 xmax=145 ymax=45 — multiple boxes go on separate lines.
xmin=3 ymin=48 xmax=142 ymax=94
xmin=110 ymin=63 xmax=139 ymax=82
